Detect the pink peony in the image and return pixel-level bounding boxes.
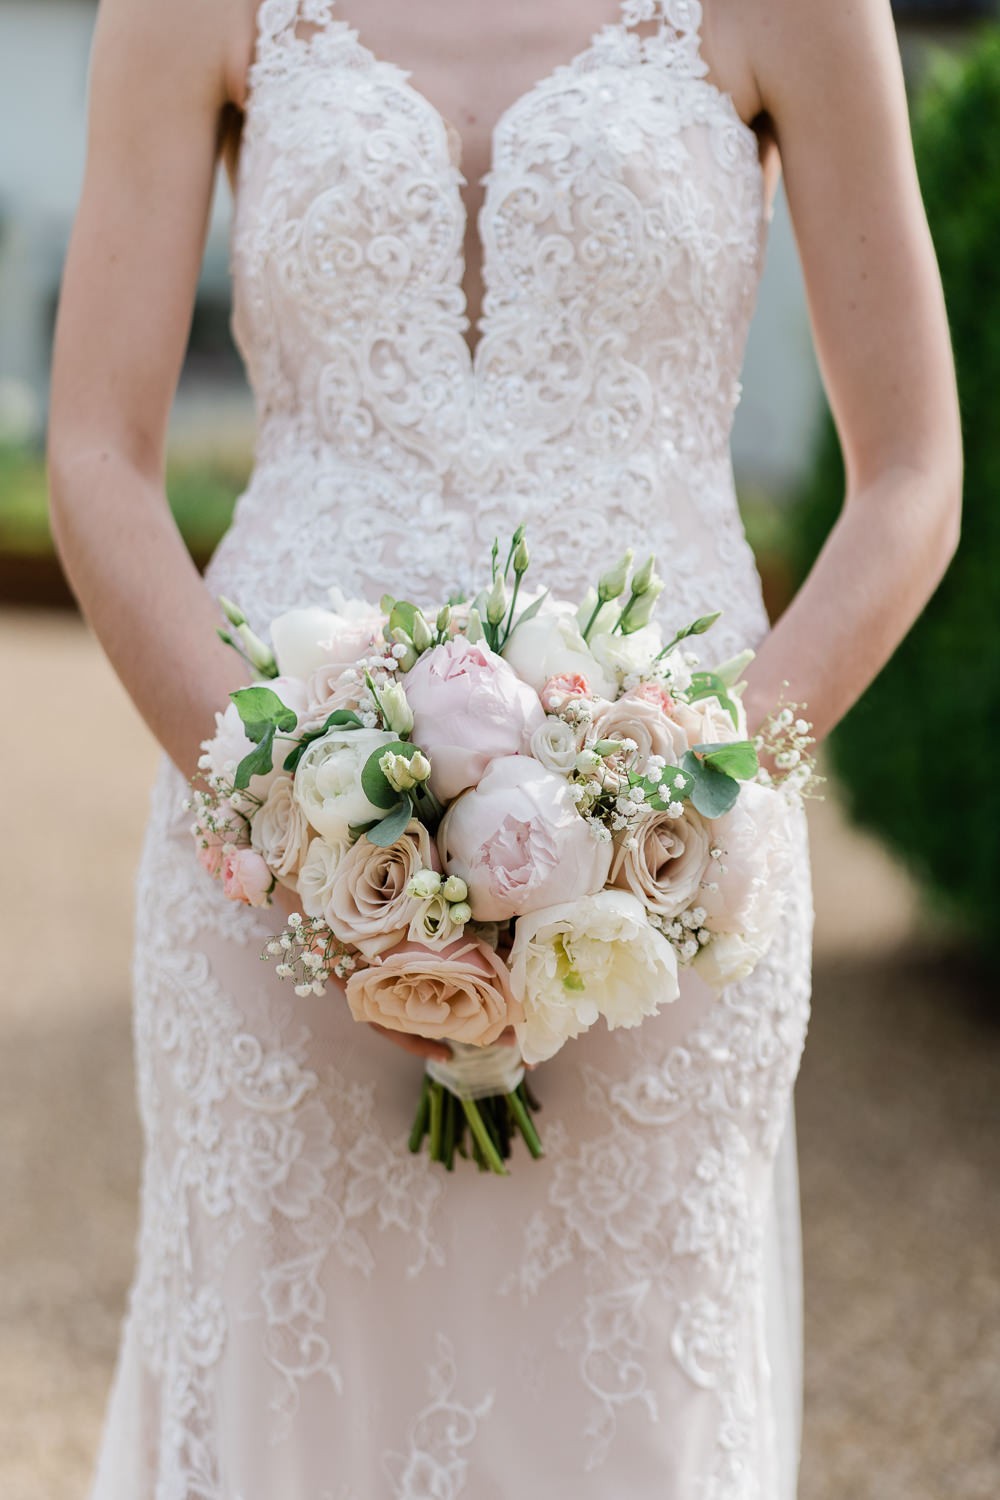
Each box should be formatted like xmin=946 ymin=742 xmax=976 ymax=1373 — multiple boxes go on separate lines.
xmin=628 ymin=680 xmax=677 ymax=717
xmin=404 ymin=637 xmax=545 ymax=801
xmin=438 ymin=755 xmax=613 ymax=921
xmin=220 ymin=845 xmax=273 ymax=907
xmin=540 ymin=673 xmax=592 ymax=712
xmin=344 ymin=937 xmax=521 ymax=1046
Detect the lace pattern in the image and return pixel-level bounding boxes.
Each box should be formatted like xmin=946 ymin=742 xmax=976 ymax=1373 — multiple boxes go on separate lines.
xmin=90 ymin=3 xmax=814 ymax=1497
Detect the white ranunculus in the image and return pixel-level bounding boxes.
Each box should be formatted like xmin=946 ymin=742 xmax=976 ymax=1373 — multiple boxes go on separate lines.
xmin=501 ymin=605 xmax=616 ymax=700
xmin=293 ymin=726 xmax=397 ymax=843
xmin=510 ymin=889 xmax=680 ymax=1064
xmin=530 ymin=715 xmax=581 ymax=775
xmin=296 ymin=834 xmax=351 ymax=920
xmin=250 ymin=775 xmax=313 ymax=887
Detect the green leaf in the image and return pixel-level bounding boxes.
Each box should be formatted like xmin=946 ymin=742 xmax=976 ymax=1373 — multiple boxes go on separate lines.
xmin=365 ymin=796 xmax=414 ymax=848
xmin=230 ymin=685 xmax=297 ymax=742
xmin=687 ymin=673 xmax=740 ymax=729
xmin=681 ymin=750 xmax=741 ymax=818
xmin=692 ymin=740 xmax=759 ymax=781
xmin=388 ymin=601 xmax=419 ymax=640
xmin=360 ymin=740 xmax=422 ymax=810
xmin=234 ymin=725 xmax=276 ymax=791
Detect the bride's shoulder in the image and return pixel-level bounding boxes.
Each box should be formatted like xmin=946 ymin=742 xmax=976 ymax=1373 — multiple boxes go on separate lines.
xmin=90 ymin=0 xmax=247 ymax=112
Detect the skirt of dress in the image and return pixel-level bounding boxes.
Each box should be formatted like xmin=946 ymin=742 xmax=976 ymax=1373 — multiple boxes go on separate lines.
xmin=90 ymin=753 xmax=813 ymax=1500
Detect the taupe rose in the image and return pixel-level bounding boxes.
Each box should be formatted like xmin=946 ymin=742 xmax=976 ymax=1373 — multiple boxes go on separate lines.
xmin=590 ymin=690 xmax=688 ymax=766
xmin=325 ymin=821 xmax=439 ymax=959
xmin=250 ymin=775 xmax=312 ymax=887
xmin=345 ymin=937 xmax=521 ymax=1045
xmin=610 ymin=804 xmax=711 ymax=920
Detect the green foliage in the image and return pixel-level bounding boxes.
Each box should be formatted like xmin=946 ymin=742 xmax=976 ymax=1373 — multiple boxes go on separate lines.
xmin=788 ymin=31 xmax=1000 ymax=943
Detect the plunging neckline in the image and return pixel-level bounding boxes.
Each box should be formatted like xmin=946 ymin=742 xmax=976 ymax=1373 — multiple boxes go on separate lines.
xmin=234 ymin=2 xmax=766 ymax=368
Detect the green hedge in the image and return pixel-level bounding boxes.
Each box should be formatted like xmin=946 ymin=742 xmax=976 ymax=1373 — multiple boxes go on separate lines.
xmin=790 ymin=31 xmax=1000 ymax=944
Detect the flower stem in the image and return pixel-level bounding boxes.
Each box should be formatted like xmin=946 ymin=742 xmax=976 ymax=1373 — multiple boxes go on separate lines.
xmin=508 ymin=1089 xmax=545 ymax=1159
xmin=429 ymin=1080 xmax=444 ymax=1162
xmin=581 ymin=597 xmax=604 ymax=644
xmin=442 ymin=1090 xmax=457 ymax=1171
xmin=461 ymin=1099 xmax=508 ymax=1175
xmin=408 ymin=1075 xmax=432 ymax=1153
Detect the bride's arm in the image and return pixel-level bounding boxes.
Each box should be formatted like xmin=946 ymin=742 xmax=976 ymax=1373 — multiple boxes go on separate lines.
xmin=736 ymin=0 xmax=962 ymax=741
xmin=48 ymin=0 xmax=251 ymax=780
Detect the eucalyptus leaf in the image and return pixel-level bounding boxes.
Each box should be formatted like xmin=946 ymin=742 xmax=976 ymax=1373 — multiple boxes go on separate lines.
xmin=230 ymin=685 xmax=297 ymax=742
xmin=234 ymin=725 xmax=276 ymax=791
xmin=360 ymin=747 xmax=403 ymax=810
xmin=692 ymin=740 xmax=759 ymax=781
xmin=681 ymin=750 xmax=741 ymax=818
xmin=366 ymin=797 xmax=414 ymax=848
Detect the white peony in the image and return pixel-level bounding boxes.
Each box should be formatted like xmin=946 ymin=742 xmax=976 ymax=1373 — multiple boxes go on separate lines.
xmin=693 ymin=781 xmax=797 ymax=988
xmin=270 ymin=601 xmax=381 ymax=680
xmin=293 ymin=726 xmax=398 ymax=843
xmin=250 ymin=775 xmax=312 ymax=887
xmin=501 ymin=604 xmax=616 ymax=700
xmin=510 ymin=889 xmax=680 ymax=1064
xmin=529 ymin=715 xmax=581 ymax=775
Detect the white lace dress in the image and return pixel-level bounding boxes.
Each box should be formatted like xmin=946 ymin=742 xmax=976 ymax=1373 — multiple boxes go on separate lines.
xmin=90 ymin=2 xmax=813 ymax=1496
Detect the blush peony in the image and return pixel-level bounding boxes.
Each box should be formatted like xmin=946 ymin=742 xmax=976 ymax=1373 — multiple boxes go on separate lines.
xmin=437 ymin=755 xmax=613 ymax=922
xmin=403 ymin=637 xmax=545 ymax=801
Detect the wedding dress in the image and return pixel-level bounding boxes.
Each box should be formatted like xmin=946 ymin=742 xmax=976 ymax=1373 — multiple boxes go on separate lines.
xmin=91 ymin=2 xmax=813 ymax=1495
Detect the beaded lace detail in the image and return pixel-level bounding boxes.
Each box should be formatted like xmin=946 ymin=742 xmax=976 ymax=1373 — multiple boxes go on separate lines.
xmin=91 ymin=5 xmax=814 ymax=1499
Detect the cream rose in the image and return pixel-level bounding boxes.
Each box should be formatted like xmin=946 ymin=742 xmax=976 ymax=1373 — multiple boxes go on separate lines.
xmin=345 ymin=937 xmax=521 ymax=1046
xmin=325 ymin=821 xmax=439 ymax=958
xmin=250 ymin=775 xmax=313 ymax=888
xmin=529 ymin=715 xmax=581 ymax=776
xmin=293 ymin=726 xmax=398 ymax=843
xmin=590 ymin=689 xmax=689 ymax=766
xmin=610 ymin=805 xmax=711 ymax=920
xmin=672 ymin=692 xmax=748 ymax=749
xmin=510 ymin=889 xmax=680 ymax=1064
xmin=296 ymin=835 xmax=351 ymax=920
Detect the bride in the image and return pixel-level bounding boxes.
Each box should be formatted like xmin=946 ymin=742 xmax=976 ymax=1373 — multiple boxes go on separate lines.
xmin=48 ymin=1 xmax=960 ymax=1496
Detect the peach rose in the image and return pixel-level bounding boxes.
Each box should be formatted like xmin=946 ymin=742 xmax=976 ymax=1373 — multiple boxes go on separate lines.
xmin=220 ymin=845 xmax=273 ymax=907
xmin=610 ymin=805 xmax=711 ymax=920
xmin=344 ymin=937 xmax=521 ymax=1045
xmin=590 ymin=690 xmax=688 ymax=766
xmin=325 ymin=821 xmax=440 ymax=959
xmin=540 ymin=672 xmax=592 ymax=712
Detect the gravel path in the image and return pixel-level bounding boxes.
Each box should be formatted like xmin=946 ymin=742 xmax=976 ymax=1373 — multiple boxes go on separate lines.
xmin=1 ymin=611 xmax=997 ymax=1500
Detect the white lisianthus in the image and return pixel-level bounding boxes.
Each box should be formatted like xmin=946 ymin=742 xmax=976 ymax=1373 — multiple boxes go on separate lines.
xmin=692 ymin=930 xmax=771 ymax=988
xmin=294 ymin=726 xmax=398 ymax=842
xmin=510 ymin=889 xmax=680 ymax=1064
xmin=530 ymin=715 xmax=580 ymax=775
xmin=407 ymin=892 xmax=461 ymax=948
xmin=379 ymin=680 xmax=414 ymax=736
xmin=250 ymin=775 xmax=312 ymax=887
xmin=296 ymin=834 xmax=351 ymax=920
xmin=501 ymin=604 xmax=616 ymax=700
xmin=589 ymin=621 xmax=664 ymax=681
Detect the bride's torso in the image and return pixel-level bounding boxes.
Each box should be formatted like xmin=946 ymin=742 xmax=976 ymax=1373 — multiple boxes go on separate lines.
xmin=207 ymin=0 xmax=775 ymax=658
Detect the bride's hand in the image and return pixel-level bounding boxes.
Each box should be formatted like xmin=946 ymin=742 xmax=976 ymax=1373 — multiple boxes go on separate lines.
xmin=268 ymin=882 xmax=488 ymax=1064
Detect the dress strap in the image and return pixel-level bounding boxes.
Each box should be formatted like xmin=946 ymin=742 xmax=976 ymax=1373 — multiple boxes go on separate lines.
xmin=252 ymin=0 xmax=337 ymax=59
xmin=619 ymin=0 xmax=710 ymax=79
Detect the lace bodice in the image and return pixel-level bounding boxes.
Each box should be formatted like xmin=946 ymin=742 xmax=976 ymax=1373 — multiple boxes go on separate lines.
xmin=209 ymin=0 xmax=770 ymax=657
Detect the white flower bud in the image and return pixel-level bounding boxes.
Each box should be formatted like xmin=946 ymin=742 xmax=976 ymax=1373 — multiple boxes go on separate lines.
xmin=409 ymin=750 xmax=432 ymax=783
xmin=598 ymin=549 xmax=634 ymax=601
xmin=409 ymin=868 xmax=442 ymax=899
xmin=379 ymin=681 xmax=414 ymax=735
xmin=485 ymin=573 xmax=507 ymax=626
xmin=448 ymin=900 xmax=473 ymax=926
xmin=379 ymin=751 xmax=417 ymax=792
xmin=442 ymin=875 xmax=468 ymax=903
xmin=411 ymin=611 xmax=434 ymax=652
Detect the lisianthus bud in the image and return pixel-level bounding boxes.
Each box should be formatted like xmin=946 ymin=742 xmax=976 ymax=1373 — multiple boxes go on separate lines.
xmin=218 ymin=595 xmax=247 ymax=627
xmin=575 ymin=749 xmax=602 ymax=775
xmin=598 ymin=549 xmax=634 ymax=602
xmin=380 ymin=594 xmax=396 ymax=616
xmin=630 ymin=555 xmax=657 ymax=595
xmin=449 ymin=901 xmax=473 ymax=926
xmin=619 ymin=585 xmax=661 ymax=634
xmin=442 ymin=874 xmax=469 ymax=903
xmin=466 ymin=608 xmax=485 ymax=643
xmin=411 ymin=611 xmax=434 ymax=653
xmin=714 ymin=648 xmax=755 ymax=686
xmin=380 ymin=751 xmax=418 ymax=792
xmin=512 ymin=538 xmax=530 ymax=575
xmin=408 ymin=750 xmax=432 ymax=783
xmin=409 ymin=868 xmax=443 ymax=899
xmin=486 ymin=573 xmax=507 ymax=626
xmin=236 ymin=621 xmax=278 ymax=675
xmin=436 ymin=604 xmax=452 ymax=634
xmin=380 ymin=681 xmax=414 ymax=735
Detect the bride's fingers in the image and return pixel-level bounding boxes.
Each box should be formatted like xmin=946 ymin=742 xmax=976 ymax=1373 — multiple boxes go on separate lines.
xmin=368 ymin=1023 xmax=452 ymax=1062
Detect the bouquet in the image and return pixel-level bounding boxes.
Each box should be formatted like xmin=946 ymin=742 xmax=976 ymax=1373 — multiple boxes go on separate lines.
xmin=191 ymin=530 xmax=817 ymax=1174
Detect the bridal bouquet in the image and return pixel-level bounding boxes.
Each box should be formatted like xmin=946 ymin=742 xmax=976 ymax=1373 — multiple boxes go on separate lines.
xmin=190 ymin=530 xmax=816 ymax=1174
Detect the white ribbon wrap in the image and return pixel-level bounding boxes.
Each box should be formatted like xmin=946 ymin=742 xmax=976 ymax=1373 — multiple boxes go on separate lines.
xmin=425 ymin=1040 xmax=525 ymax=1102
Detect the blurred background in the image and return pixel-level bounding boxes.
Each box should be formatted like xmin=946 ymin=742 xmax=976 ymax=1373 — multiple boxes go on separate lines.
xmin=2 ymin=3 xmax=999 ymax=1498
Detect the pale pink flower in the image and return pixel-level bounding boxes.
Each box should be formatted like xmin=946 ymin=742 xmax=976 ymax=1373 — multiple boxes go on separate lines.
xmin=220 ymin=845 xmax=273 ymax=907
xmin=590 ymin=690 xmax=688 ymax=766
xmin=404 ymin=637 xmax=545 ymax=801
xmin=437 ymin=755 xmax=613 ymax=921
xmin=540 ymin=672 xmax=592 ymax=712
xmin=628 ymin=680 xmax=677 ymax=717
xmin=344 ymin=937 xmax=521 ymax=1046
xmin=325 ymin=821 xmax=440 ymax=959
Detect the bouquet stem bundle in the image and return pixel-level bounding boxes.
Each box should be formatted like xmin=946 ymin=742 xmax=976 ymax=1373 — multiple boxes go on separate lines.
xmin=408 ymin=1075 xmax=543 ymax=1175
